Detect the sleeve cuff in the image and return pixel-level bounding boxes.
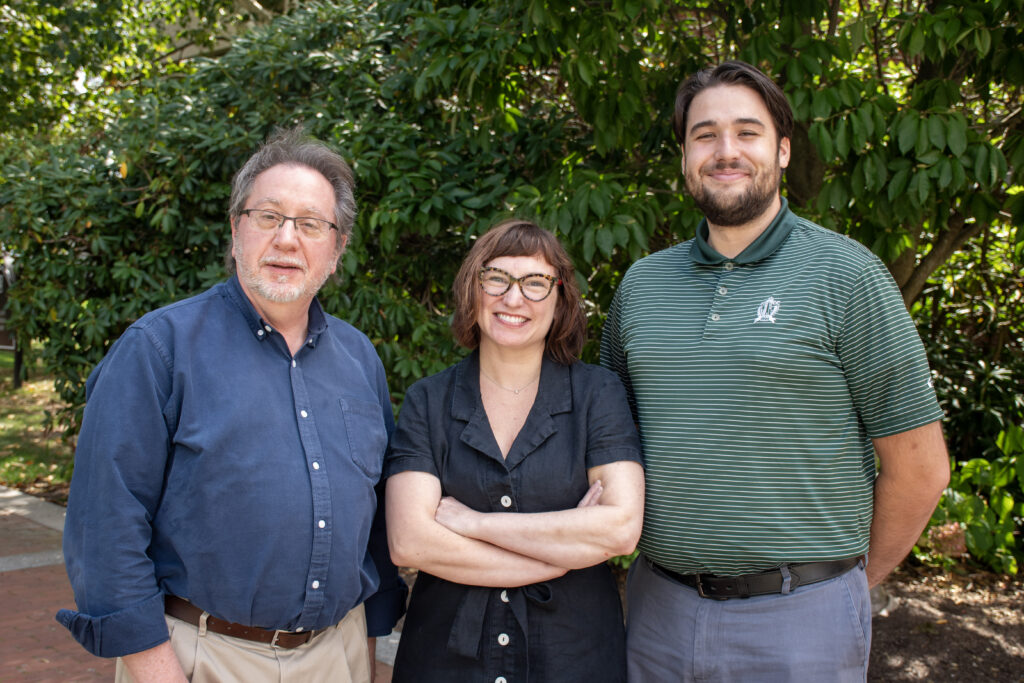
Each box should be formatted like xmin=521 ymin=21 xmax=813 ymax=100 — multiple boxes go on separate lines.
xmin=56 ymin=592 xmax=169 ymax=658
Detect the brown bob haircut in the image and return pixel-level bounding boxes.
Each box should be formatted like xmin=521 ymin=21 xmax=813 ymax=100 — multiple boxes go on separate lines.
xmin=451 ymin=219 xmax=586 ymax=366
xmin=673 ymin=60 xmax=794 ymax=146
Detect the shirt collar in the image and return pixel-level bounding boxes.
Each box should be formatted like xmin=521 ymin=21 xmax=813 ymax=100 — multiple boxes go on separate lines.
xmin=223 ymin=274 xmax=327 ymax=345
xmin=690 ymin=197 xmax=795 ymax=266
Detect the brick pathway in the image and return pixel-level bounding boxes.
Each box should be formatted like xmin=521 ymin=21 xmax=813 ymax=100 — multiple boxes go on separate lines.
xmin=0 ymin=486 xmax=394 ymax=682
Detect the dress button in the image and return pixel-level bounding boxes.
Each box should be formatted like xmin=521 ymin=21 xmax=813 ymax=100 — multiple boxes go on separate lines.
xmin=312 ymin=462 xmax=320 ymax=470
xmin=497 ymin=633 xmax=510 ymax=646
xmin=724 ymin=262 xmax=735 ymax=271
xmin=318 ymin=520 xmax=326 ymax=529
xmin=292 ymin=360 xmax=296 ymax=368
xmin=257 ymin=329 xmax=264 ymax=337
xmin=718 ymin=286 xmax=727 ymax=295
xmin=500 ymin=589 xmax=509 ymax=603
xmin=711 ymin=313 xmax=720 ymax=321
xmin=300 ymin=410 xmax=308 ymax=418
xmin=500 ymin=495 xmax=512 ymax=508
xmin=495 ymin=678 xmax=507 ymax=683
xmin=295 ymin=627 xmax=304 ymax=632
xmin=264 ymin=325 xmax=273 ymax=333
xmin=311 ymin=580 xmax=320 ymax=589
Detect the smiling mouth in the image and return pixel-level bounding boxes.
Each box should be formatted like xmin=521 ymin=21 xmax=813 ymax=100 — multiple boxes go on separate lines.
xmin=496 ymin=313 xmax=529 ymax=325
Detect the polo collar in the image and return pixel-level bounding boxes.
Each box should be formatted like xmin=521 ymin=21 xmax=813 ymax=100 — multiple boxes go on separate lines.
xmin=690 ymin=197 xmax=795 ymax=266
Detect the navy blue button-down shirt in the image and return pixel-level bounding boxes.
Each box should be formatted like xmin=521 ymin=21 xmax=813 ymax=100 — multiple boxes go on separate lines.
xmin=57 ymin=275 xmax=406 ymax=657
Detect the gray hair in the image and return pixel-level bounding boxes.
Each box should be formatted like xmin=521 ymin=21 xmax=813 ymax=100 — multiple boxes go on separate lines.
xmin=229 ymin=127 xmax=356 ymax=250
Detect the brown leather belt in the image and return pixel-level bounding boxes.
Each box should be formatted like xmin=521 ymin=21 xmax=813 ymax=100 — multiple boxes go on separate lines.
xmin=164 ymin=595 xmax=328 ymax=649
xmin=650 ymin=555 xmax=863 ymax=600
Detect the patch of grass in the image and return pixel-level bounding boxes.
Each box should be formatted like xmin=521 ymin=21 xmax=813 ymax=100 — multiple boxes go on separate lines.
xmin=0 ymin=349 xmax=74 ymax=502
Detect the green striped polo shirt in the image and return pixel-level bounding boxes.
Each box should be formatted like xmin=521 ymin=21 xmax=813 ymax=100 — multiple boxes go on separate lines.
xmin=600 ymin=199 xmax=944 ymax=576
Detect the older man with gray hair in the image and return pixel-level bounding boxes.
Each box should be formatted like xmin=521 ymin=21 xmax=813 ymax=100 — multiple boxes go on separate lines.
xmin=58 ymin=128 xmax=405 ymax=682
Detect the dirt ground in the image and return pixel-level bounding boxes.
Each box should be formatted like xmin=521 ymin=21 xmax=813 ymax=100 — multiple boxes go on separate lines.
xmin=869 ymin=565 xmax=1023 ymax=682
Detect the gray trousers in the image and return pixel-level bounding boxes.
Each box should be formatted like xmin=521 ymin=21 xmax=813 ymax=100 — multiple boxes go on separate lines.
xmin=626 ymin=556 xmax=871 ymax=682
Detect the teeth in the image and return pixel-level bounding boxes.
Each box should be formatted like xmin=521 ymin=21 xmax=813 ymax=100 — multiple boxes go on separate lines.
xmin=496 ymin=313 xmax=527 ymax=324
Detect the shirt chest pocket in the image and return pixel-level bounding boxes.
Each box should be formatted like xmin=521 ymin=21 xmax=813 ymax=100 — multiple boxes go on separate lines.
xmin=338 ymin=396 xmax=388 ymax=479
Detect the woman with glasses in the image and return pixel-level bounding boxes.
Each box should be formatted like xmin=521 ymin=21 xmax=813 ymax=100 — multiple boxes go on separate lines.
xmin=384 ymin=219 xmax=644 ymax=682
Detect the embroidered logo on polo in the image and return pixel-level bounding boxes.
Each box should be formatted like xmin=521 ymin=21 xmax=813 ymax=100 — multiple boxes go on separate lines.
xmin=754 ymin=296 xmax=780 ymax=323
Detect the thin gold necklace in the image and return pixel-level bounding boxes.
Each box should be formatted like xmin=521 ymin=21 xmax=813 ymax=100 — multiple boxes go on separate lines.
xmin=480 ymin=369 xmax=540 ymax=395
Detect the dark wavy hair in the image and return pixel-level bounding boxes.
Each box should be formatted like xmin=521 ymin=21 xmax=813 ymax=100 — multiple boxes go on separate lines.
xmin=451 ymin=219 xmax=586 ymax=365
xmin=673 ymin=60 xmax=794 ymax=146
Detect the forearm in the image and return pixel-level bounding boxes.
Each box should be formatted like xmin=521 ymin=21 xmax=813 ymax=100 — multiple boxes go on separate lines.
xmin=121 ymin=642 xmax=187 ymax=683
xmin=390 ymin=517 xmax=566 ymax=586
xmin=464 ymin=504 xmax=640 ymax=569
xmin=867 ymin=422 xmax=949 ymax=586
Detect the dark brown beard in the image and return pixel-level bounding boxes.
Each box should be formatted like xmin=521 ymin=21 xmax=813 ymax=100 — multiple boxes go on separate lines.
xmin=686 ymin=160 xmax=781 ymax=227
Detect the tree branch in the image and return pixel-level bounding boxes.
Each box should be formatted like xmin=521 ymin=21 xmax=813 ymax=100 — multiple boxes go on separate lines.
xmin=900 ymin=213 xmax=985 ymax=306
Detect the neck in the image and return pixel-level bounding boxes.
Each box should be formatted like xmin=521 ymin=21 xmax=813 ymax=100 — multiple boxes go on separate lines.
xmin=478 ymin=339 xmax=544 ymax=387
xmin=706 ymin=194 xmax=782 ymax=259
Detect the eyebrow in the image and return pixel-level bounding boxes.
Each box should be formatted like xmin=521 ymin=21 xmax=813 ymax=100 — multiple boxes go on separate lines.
xmin=688 ymin=117 xmax=767 ymax=136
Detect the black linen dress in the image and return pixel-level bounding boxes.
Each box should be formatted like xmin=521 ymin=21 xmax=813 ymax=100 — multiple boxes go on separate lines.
xmin=384 ymin=351 xmax=642 ymax=683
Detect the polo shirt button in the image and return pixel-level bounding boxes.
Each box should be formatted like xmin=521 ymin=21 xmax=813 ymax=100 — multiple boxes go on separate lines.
xmin=500 ymin=495 xmax=512 ymax=508
xmin=718 ymin=286 xmax=727 ymax=295
xmin=311 ymin=580 xmax=320 ymax=589
xmin=500 ymin=589 xmax=509 ymax=603
xmin=724 ymin=262 xmax=735 ymax=270
xmin=497 ymin=633 xmax=510 ymax=646
xmin=711 ymin=313 xmax=720 ymax=321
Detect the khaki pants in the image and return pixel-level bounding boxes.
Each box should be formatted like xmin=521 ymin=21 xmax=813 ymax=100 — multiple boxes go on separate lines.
xmin=116 ymin=604 xmax=370 ymax=683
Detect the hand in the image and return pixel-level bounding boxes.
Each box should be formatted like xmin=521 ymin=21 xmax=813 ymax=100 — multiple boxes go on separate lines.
xmin=577 ymin=479 xmax=603 ymax=508
xmin=435 ymin=496 xmax=479 ymax=536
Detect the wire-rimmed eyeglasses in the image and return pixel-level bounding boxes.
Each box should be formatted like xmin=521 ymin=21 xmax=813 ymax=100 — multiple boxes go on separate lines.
xmin=240 ymin=208 xmax=338 ymax=240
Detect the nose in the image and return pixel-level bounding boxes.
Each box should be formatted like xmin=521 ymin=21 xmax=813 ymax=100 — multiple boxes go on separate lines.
xmin=271 ymin=218 xmax=301 ymax=249
xmin=714 ymin=134 xmax=738 ymax=161
xmin=503 ymin=281 xmax=526 ymax=304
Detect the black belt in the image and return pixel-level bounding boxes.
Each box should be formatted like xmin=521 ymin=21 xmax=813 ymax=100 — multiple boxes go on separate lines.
xmin=650 ymin=555 xmax=862 ymax=600
xmin=165 ymin=595 xmax=328 ymax=649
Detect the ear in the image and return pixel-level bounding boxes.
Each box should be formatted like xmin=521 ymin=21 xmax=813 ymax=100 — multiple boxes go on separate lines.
xmin=230 ymin=216 xmax=239 ymax=260
xmin=778 ymin=136 xmax=791 ymax=169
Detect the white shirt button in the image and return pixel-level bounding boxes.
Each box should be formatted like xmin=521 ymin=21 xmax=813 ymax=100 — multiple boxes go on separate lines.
xmin=311 ymin=580 xmax=320 ymax=589
xmin=500 ymin=495 xmax=512 ymax=508
xmin=257 ymin=329 xmax=264 ymax=337
xmin=318 ymin=520 xmax=326 ymax=529
xmin=264 ymin=325 xmax=273 ymax=332
xmin=295 ymin=627 xmax=304 ymax=632
xmin=724 ymin=262 xmax=735 ymax=270
xmin=718 ymin=286 xmax=728 ymax=295
xmin=495 ymin=678 xmax=507 ymax=683
xmin=497 ymin=633 xmax=510 ymax=646
xmin=711 ymin=313 xmax=720 ymax=321
xmin=500 ymin=590 xmax=509 ymax=603
xmin=292 ymin=360 xmax=296 ymax=368
xmin=312 ymin=462 xmax=320 ymax=470
xmin=300 ymin=410 xmax=308 ymax=418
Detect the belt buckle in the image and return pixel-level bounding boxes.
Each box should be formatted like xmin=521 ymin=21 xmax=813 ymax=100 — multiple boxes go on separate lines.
xmin=695 ymin=573 xmax=710 ymax=599
xmin=270 ymin=630 xmax=286 ymax=648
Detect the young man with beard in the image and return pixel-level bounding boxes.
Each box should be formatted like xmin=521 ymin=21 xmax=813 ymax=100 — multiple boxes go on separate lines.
xmin=601 ymin=61 xmax=949 ymax=681
xmin=58 ymin=129 xmax=405 ymax=682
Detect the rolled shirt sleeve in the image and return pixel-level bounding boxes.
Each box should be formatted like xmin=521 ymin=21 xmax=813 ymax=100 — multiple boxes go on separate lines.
xmin=58 ymin=328 xmax=176 ymax=656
